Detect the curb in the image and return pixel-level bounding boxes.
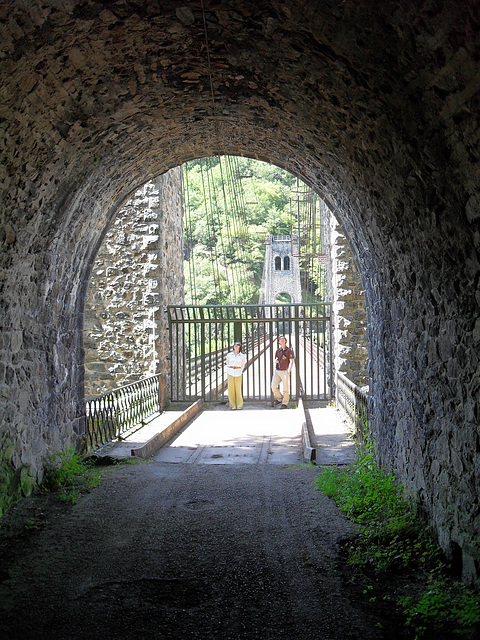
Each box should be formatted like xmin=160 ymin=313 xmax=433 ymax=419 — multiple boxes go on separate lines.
xmin=131 ymin=400 xmax=203 ymax=460
xmin=299 ymin=396 xmax=317 ymax=464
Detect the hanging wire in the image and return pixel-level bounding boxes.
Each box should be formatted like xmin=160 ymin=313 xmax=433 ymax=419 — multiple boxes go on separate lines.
xmin=182 ymin=165 xmax=198 ymax=303
xmin=206 ymin=156 xmax=238 ymax=303
xmin=291 ymin=179 xmax=327 ymax=303
xmin=216 ymin=157 xmax=240 ymax=303
xmin=227 ymin=156 xmax=250 ymax=238
xmin=217 ymin=157 xmax=241 ymax=303
xmin=199 ymin=159 xmax=222 ymax=301
xmin=222 ymin=156 xmax=254 ymax=301
xmin=219 ymin=158 xmax=243 ymax=302
xmin=233 ymin=158 xmax=256 ymax=301
xmin=184 ymin=154 xmax=328 ymax=306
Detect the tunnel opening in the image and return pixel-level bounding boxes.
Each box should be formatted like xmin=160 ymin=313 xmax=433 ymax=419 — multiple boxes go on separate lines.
xmin=83 ymin=156 xmax=368 ymax=404
xmin=1 ymin=0 xmax=479 ymax=588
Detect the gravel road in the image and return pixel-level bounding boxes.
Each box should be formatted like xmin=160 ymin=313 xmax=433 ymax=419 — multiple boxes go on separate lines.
xmin=0 ymin=461 xmax=385 ymax=640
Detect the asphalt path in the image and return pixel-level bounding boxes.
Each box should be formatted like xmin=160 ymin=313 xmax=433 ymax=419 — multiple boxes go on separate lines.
xmin=1 ymin=404 xmax=367 ymax=640
xmin=0 ymin=461 xmax=382 ymax=640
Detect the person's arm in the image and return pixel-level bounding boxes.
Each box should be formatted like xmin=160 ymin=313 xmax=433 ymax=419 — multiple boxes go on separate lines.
xmin=287 ymin=351 xmax=294 ymax=373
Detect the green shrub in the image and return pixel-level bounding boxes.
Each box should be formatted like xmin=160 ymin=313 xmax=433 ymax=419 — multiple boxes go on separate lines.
xmin=399 ymin=579 xmax=480 ymax=638
xmin=315 ymin=446 xmax=425 ymax=573
xmin=315 ymin=444 xmax=480 ymax=637
xmin=44 ymin=447 xmax=101 ymax=503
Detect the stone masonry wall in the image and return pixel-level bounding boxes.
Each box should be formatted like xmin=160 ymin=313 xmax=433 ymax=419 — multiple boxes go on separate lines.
xmin=84 ymin=168 xmax=184 ymax=400
xmin=2 ymin=0 xmax=479 ymax=585
xmin=324 ymin=212 xmax=369 ymax=388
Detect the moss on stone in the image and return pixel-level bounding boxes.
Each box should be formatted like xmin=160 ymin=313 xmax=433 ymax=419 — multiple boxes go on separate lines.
xmin=0 ymin=443 xmax=35 ymax=517
xmin=0 ymin=461 xmax=21 ymax=518
xmin=20 ymin=465 xmax=35 ymax=497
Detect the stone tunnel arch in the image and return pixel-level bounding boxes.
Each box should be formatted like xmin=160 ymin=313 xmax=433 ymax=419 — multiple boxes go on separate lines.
xmin=1 ymin=1 xmax=479 ymax=584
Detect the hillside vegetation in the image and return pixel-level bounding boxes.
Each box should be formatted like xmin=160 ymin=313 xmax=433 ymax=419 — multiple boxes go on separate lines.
xmin=182 ymin=156 xmax=301 ymax=305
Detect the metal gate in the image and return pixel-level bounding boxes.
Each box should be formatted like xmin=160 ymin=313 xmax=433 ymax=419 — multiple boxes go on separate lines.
xmin=167 ymin=303 xmax=332 ymax=403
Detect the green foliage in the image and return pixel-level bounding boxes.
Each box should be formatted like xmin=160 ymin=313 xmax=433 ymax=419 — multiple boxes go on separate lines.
xmin=317 ymin=445 xmax=410 ymax=526
xmin=183 ymin=156 xmax=324 ymax=305
xmin=399 ymin=580 xmax=480 ymax=638
xmin=315 ymin=443 xmax=480 ymax=637
xmin=44 ymin=447 xmax=101 ymax=504
xmin=316 ymin=443 xmax=442 ymax=574
xmin=184 ymin=251 xmax=229 ymax=305
xmin=183 ymin=156 xmax=277 ymax=304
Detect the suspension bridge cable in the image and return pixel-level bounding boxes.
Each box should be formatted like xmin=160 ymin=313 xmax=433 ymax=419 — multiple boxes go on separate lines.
xmin=182 ymin=165 xmax=198 ymax=303
xmin=217 ymin=156 xmax=245 ymax=303
xmin=199 ymin=159 xmax=222 ymax=301
xmin=206 ymin=156 xmax=238 ymax=303
xmin=230 ymin=160 xmax=251 ymax=301
xmin=224 ymin=156 xmax=253 ymax=301
xmin=220 ymin=157 xmax=242 ymax=300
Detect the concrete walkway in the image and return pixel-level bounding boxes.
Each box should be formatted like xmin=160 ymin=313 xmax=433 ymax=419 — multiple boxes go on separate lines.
xmin=307 ymin=404 xmax=356 ymax=465
xmin=101 ymin=401 xmax=355 ymax=466
xmin=153 ymin=404 xmax=304 ymax=465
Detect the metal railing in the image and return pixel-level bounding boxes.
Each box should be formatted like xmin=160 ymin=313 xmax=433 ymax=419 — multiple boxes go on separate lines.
xmin=336 ymin=371 xmax=369 ymax=440
xmin=168 ymin=303 xmax=332 ymax=402
xmin=85 ymin=374 xmax=162 ymax=451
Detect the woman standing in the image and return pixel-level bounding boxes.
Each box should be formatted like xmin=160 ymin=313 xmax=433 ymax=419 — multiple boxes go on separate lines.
xmin=226 ymin=341 xmax=246 ymax=410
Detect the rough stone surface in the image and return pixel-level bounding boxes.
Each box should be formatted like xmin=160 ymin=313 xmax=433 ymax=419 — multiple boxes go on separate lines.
xmin=0 ymin=0 xmax=479 ymax=585
xmin=84 ymin=168 xmax=184 ymax=399
xmin=327 ymin=219 xmax=369 ymax=388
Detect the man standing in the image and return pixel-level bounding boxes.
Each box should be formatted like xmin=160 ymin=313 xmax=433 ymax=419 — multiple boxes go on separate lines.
xmin=271 ymin=336 xmax=295 ymax=409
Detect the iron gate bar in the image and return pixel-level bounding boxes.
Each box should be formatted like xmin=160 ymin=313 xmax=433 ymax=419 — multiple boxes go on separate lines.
xmin=168 ymin=304 xmax=331 ymax=322
xmin=167 ymin=304 xmax=332 ymax=403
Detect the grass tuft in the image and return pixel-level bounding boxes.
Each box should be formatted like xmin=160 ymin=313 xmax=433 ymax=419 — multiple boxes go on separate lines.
xmin=315 ymin=440 xmax=480 ymax=637
xmin=43 ymin=447 xmax=101 ymax=504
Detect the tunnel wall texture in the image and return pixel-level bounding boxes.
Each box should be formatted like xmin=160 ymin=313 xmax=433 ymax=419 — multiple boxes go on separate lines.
xmin=0 ymin=1 xmax=479 ymax=584
xmin=84 ymin=168 xmax=184 ymax=399
xmin=327 ymin=217 xmax=369 ymax=388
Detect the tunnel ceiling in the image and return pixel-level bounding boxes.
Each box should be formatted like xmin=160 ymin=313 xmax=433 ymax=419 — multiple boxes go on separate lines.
xmin=0 ymin=0 xmax=478 ymax=339
xmin=2 ymin=0 xmax=479 ymax=263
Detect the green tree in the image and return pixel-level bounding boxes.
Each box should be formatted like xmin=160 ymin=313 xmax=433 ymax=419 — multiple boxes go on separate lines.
xmin=182 ymin=156 xmax=323 ymax=305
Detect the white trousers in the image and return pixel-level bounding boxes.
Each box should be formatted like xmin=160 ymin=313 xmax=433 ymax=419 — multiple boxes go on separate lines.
xmin=271 ymin=370 xmax=290 ymax=404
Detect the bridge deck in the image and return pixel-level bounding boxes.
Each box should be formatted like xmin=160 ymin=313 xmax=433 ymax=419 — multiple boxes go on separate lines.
xmin=153 ymin=404 xmax=303 ymax=465
xmin=102 ymin=403 xmax=355 ymax=465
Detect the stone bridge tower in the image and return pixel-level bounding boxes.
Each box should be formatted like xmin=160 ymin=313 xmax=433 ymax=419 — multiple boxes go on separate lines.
xmin=259 ymin=235 xmax=302 ymax=304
